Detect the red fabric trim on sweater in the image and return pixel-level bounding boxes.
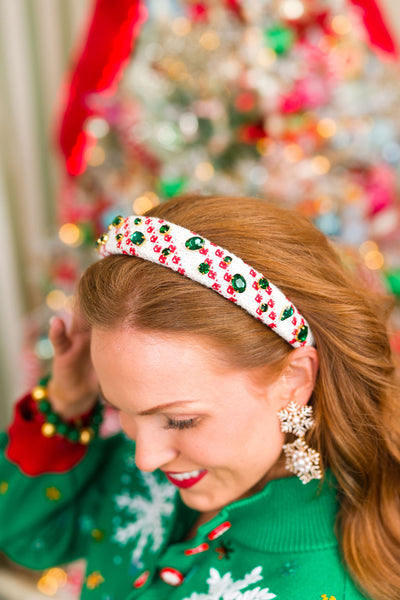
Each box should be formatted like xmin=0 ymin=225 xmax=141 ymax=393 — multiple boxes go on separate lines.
xmin=5 ymin=394 xmax=88 ymax=476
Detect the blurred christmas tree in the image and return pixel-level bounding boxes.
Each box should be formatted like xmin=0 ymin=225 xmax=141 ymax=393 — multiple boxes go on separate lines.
xmin=25 ymin=0 xmax=400 ymax=386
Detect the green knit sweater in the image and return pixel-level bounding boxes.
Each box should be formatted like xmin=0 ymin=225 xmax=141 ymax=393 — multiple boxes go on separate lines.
xmin=0 ymin=417 xmax=370 ymax=599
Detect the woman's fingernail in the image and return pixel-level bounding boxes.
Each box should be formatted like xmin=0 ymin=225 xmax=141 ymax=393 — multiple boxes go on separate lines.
xmin=49 ymin=316 xmax=57 ymax=326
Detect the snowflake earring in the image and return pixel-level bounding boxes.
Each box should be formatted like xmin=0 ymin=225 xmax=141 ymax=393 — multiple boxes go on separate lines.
xmin=277 ymin=401 xmax=322 ymax=485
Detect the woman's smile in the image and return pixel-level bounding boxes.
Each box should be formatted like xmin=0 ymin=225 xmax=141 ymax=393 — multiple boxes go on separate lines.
xmin=164 ymin=469 xmax=208 ymax=488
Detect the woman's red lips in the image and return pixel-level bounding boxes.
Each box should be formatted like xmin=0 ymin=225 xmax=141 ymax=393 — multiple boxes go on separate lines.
xmin=164 ymin=469 xmax=208 ymax=489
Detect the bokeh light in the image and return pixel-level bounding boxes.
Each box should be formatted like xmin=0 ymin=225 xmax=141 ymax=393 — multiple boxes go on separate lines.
xmin=279 ymin=0 xmax=305 ymax=20
xmin=311 ymin=155 xmax=331 ymax=174
xmin=195 ymin=162 xmax=215 ymax=181
xmin=58 ymin=223 xmax=82 ymax=246
xmin=133 ymin=191 xmax=160 ymax=214
xmin=172 ymin=17 xmax=192 ymax=37
xmin=317 ymin=118 xmax=338 ymax=139
xmin=87 ymin=146 xmax=106 ymax=167
xmin=37 ymin=568 xmax=68 ymax=596
xmin=283 ymin=143 xmax=304 ymax=162
xmin=199 ymin=30 xmax=220 ymax=51
xmin=46 ymin=290 xmax=67 ymax=311
xmin=331 ymin=15 xmax=352 ymax=36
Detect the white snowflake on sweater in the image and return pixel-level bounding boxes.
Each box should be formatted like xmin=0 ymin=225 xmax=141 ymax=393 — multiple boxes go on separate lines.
xmin=112 ymin=472 xmax=177 ymax=567
xmin=183 ymin=566 xmax=277 ymax=600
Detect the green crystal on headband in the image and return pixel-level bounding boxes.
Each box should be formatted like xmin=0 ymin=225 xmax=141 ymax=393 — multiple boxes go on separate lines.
xmin=162 ymin=248 xmax=171 ymax=256
xmin=130 ymin=231 xmax=146 ymax=246
xmin=116 ymin=233 xmax=124 ymax=241
xmin=159 ymin=224 xmax=170 ymax=234
xmin=281 ymin=306 xmax=294 ymax=321
xmin=296 ymin=325 xmax=308 ymax=343
xmin=111 ymin=215 xmax=124 ymax=227
xmin=260 ymin=303 xmax=268 ymax=313
xmin=185 ymin=236 xmax=205 ymax=251
xmin=134 ymin=218 xmax=142 ymax=225
xmin=223 ymin=256 xmax=232 ymax=264
xmin=258 ymin=278 xmax=269 ymax=289
xmin=198 ymin=262 xmax=210 ymax=275
xmin=231 ymin=274 xmax=247 ymax=293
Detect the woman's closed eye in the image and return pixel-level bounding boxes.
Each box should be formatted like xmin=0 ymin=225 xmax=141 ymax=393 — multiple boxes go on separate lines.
xmin=164 ymin=417 xmax=198 ymax=430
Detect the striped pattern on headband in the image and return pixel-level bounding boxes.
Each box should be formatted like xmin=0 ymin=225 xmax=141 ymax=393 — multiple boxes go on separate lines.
xmin=97 ymin=215 xmax=315 ymax=348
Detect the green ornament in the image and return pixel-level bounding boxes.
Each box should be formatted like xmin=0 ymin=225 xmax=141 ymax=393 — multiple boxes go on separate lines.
xmin=185 ymin=236 xmax=205 ymax=251
xmin=198 ymin=262 xmax=210 ymax=275
xmin=296 ymin=325 xmax=308 ymax=343
xmin=260 ymin=303 xmax=269 ymax=313
xmin=231 ymin=274 xmax=247 ymax=293
xmin=116 ymin=233 xmax=124 ymax=241
xmin=162 ymin=248 xmax=171 ymax=256
xmin=224 ymin=256 xmax=233 ymax=264
xmin=134 ymin=218 xmax=142 ymax=225
xmin=130 ymin=231 xmax=146 ymax=246
xmin=159 ymin=224 xmax=170 ymax=234
xmin=281 ymin=306 xmax=294 ymax=321
xmin=258 ymin=278 xmax=269 ymax=289
xmin=79 ymin=222 xmax=95 ymax=246
xmin=158 ymin=177 xmax=187 ymax=198
xmin=384 ymin=270 xmax=400 ymax=297
xmin=264 ymin=25 xmax=295 ymax=55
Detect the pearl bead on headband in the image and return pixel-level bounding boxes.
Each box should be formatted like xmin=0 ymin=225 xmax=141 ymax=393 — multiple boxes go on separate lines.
xmin=97 ymin=215 xmax=315 ymax=348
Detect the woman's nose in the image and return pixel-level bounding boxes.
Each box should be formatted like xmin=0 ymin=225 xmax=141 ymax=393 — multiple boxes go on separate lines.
xmin=127 ymin=422 xmax=178 ymax=473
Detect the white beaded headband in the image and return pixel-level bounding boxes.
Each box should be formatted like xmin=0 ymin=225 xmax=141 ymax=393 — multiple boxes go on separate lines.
xmin=97 ymin=215 xmax=315 ymax=348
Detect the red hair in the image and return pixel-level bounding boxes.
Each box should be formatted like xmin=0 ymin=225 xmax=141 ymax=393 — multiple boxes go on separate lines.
xmin=79 ymin=195 xmax=400 ymax=599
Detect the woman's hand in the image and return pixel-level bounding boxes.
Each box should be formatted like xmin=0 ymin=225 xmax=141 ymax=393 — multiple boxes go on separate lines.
xmin=46 ymin=311 xmax=99 ymax=419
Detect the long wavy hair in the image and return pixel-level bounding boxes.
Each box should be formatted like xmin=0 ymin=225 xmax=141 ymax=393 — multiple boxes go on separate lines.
xmin=79 ymin=195 xmax=400 ymax=600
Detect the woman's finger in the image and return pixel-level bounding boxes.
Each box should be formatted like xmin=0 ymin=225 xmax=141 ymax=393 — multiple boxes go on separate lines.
xmin=49 ymin=317 xmax=72 ymax=355
xmin=69 ymin=305 xmax=91 ymax=337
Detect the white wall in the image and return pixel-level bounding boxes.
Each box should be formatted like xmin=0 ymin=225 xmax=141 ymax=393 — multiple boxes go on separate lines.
xmin=0 ymin=0 xmax=90 ymax=426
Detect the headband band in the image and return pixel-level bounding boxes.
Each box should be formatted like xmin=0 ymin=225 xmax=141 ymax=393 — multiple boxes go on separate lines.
xmin=97 ymin=215 xmax=315 ymax=348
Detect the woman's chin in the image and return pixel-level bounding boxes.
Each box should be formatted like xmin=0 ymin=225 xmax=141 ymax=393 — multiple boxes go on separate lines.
xmin=178 ymin=486 xmax=231 ymax=515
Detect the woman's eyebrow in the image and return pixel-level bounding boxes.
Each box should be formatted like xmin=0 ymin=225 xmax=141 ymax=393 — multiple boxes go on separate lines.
xmin=136 ymin=400 xmax=197 ymax=416
xmin=98 ymin=390 xmax=196 ymax=415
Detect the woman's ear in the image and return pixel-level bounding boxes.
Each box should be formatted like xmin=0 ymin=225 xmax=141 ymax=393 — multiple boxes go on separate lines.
xmin=275 ymin=346 xmax=319 ymax=409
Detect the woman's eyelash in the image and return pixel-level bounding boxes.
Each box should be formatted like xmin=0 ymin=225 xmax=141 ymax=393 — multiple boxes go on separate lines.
xmin=165 ymin=418 xmax=197 ymax=430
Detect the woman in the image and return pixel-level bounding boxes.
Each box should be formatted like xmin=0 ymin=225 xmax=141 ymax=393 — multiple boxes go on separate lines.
xmin=1 ymin=195 xmax=399 ymax=599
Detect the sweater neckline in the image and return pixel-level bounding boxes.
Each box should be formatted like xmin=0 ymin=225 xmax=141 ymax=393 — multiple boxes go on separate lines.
xmin=184 ymin=471 xmax=339 ymax=553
